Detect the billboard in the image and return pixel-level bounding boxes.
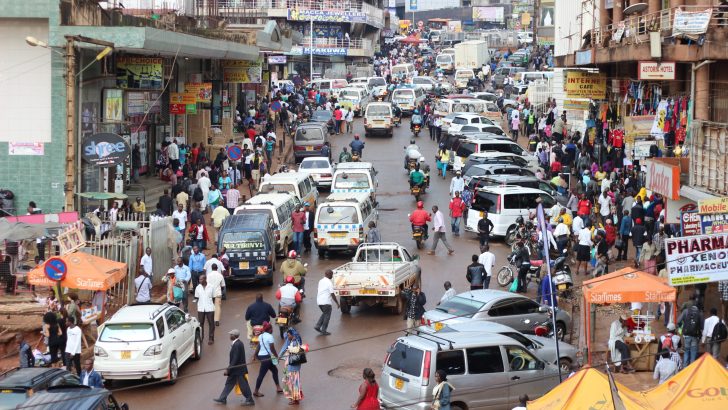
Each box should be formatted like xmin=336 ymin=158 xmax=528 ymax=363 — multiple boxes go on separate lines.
xmin=472 ymin=7 xmax=504 ymax=23
xmin=564 ymin=71 xmax=607 ymax=99
xmin=116 ymin=56 xmax=163 ymax=89
xmin=665 ymin=233 xmax=728 ymax=285
xmin=222 ymin=60 xmax=263 ymax=84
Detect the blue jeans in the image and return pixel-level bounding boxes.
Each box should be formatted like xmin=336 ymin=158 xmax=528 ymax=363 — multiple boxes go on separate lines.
xmin=293 ymin=231 xmax=304 ymax=254
xmin=683 ymin=335 xmax=699 ymax=366
xmin=451 ymin=217 xmax=461 ymax=234
xmin=634 ymin=245 xmax=642 ymax=262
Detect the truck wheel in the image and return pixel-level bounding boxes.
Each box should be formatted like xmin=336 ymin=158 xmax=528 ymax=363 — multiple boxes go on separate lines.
xmin=340 ymin=297 xmax=351 ymax=314
xmin=318 ymin=248 xmax=326 ymax=258
xmin=393 ymin=295 xmax=404 ymax=315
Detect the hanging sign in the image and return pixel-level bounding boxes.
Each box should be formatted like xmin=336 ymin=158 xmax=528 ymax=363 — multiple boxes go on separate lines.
xmin=170 ymin=92 xmax=197 ymax=105
xmin=115 ymin=56 xmax=163 ymax=89
xmin=222 ymin=60 xmax=263 ymax=84
xmin=170 ymin=103 xmax=186 ymax=115
xmin=638 ymin=61 xmax=676 ymax=80
xmin=81 ymin=133 xmax=131 ymax=167
xmin=681 ymin=210 xmax=701 ymax=236
xmin=564 ymin=71 xmax=606 ymax=99
xmin=698 ymin=197 xmax=728 ymax=214
xmin=184 ymin=83 xmax=213 ymax=103
xmin=665 ymin=232 xmax=728 ymax=285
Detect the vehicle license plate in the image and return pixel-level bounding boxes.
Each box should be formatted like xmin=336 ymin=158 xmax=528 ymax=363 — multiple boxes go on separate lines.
xmin=434 ymin=322 xmax=444 ymax=331
xmin=121 ymin=351 xmax=131 ymax=360
xmin=330 ymin=232 xmax=347 ymax=238
xmin=394 ymin=378 xmax=405 ymax=391
xmin=558 ymin=284 xmax=567 ymax=290
xmin=277 ymin=317 xmax=288 ymax=325
xmin=360 ymin=289 xmax=377 ymax=295
xmin=306 ymin=146 xmax=314 ymax=151
xmin=239 ymin=261 xmax=249 ymax=269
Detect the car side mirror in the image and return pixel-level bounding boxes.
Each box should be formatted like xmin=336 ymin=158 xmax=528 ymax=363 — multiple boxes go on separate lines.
xmin=185 ymin=314 xmax=192 ymax=322
xmin=538 ymin=306 xmax=548 ymax=313
xmin=413 ymin=254 xmax=420 ymax=260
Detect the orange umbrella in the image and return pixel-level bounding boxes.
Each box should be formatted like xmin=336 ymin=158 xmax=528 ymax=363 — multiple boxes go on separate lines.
xmin=28 ymin=251 xmax=127 ymax=291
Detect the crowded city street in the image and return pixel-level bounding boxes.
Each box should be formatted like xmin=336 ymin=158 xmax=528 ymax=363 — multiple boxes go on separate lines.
xmin=3 ymin=1 xmax=728 ymax=410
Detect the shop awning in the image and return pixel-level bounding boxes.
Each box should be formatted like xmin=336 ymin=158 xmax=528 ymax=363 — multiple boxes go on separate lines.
xmin=680 ymin=185 xmax=720 ymax=203
xmin=54 ymin=26 xmax=260 ymax=61
xmin=0 ymin=219 xmax=63 ymax=242
xmin=27 ymin=251 xmax=127 ymax=291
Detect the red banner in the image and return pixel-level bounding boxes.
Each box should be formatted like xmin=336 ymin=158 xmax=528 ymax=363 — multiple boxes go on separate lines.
xmin=170 ymin=103 xmax=186 ymax=115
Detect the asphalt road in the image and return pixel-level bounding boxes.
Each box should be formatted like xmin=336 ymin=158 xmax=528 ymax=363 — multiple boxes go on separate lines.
xmin=115 ymin=116 xmax=521 ymax=409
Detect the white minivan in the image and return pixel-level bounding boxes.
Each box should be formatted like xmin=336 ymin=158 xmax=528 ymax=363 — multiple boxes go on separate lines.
xmin=391 ymin=63 xmax=417 ymax=80
xmin=234 ymin=193 xmax=300 ymax=255
xmin=391 ymin=86 xmax=426 ymax=114
xmin=435 ymin=54 xmax=454 ymax=73
xmin=364 ymin=102 xmax=394 ymax=137
xmin=313 ymin=192 xmax=378 ymax=257
xmin=258 ymin=172 xmax=319 ymax=209
xmin=332 ymin=162 xmax=378 ymax=204
xmin=338 ymin=87 xmax=371 ymax=116
xmin=454 ymin=68 xmax=475 ymax=89
xmin=465 ymin=186 xmax=556 ymax=238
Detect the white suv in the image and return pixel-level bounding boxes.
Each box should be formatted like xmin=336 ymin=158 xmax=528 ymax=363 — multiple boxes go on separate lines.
xmin=448 ymin=113 xmax=501 ymax=134
xmin=465 ymin=186 xmax=556 ymax=237
xmin=94 ymin=303 xmax=202 ymax=384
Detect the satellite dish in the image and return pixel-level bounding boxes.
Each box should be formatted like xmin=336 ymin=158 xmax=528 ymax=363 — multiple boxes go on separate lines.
xmin=623 ymin=2 xmax=648 ymax=15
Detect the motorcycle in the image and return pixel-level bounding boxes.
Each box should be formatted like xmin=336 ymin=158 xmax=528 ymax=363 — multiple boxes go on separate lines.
xmin=352 ymin=152 xmax=361 ymax=162
xmin=496 ymin=253 xmax=544 ymax=288
xmin=393 ymin=115 xmax=401 ymax=127
xmin=551 ymin=251 xmax=574 ymax=297
xmin=412 ymin=124 xmax=421 ymax=137
xmin=276 ymin=305 xmax=298 ymax=339
xmin=410 ymin=184 xmax=425 ymax=201
xmin=406 ymin=157 xmax=418 ymax=172
xmin=412 ymin=225 xmax=427 ymax=249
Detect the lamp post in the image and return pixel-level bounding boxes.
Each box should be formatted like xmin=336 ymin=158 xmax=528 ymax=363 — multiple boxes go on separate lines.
xmin=26 ymin=36 xmax=114 ymax=212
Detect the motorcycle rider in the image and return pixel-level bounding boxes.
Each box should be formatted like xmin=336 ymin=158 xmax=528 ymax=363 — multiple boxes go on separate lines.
xmin=391 ymin=103 xmax=402 ymax=125
xmin=404 ymin=139 xmax=421 ymax=170
xmin=514 ymin=240 xmax=531 ymax=293
xmin=279 ymin=250 xmax=307 ymax=295
xmin=350 ymin=134 xmax=365 ymax=157
xmin=339 ymin=147 xmax=352 ymax=163
xmin=409 ymin=201 xmax=431 ymax=240
xmin=409 ymin=163 xmax=426 ymax=189
xmin=419 ymin=157 xmax=431 ymax=188
xmin=275 ymin=275 xmax=303 ymax=318
xmin=410 ymin=109 xmax=423 ymax=133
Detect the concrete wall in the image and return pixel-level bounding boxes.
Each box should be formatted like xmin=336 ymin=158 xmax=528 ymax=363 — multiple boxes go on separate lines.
xmin=554 ymin=0 xmax=597 ymax=57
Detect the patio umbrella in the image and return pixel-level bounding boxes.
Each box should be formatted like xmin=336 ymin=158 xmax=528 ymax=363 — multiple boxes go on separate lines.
xmin=27 ymin=251 xmax=127 ymax=291
xmin=0 ymin=219 xmax=63 ymax=242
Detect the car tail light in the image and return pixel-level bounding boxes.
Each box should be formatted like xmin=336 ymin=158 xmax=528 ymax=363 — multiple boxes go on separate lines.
xmin=426 ymin=319 xmax=431 ymax=326
xmin=313 ymin=228 xmax=318 ymax=240
xmin=275 ymin=230 xmax=281 ymax=241
xmin=94 ymin=346 xmax=108 ymax=357
xmin=384 ymin=341 xmax=396 ymax=364
xmin=294 ymin=146 xmax=306 ymax=151
xmin=496 ymin=195 xmax=501 ymax=214
xmin=314 ymin=144 xmax=323 ymax=150
xmin=144 ymin=344 xmax=163 ymax=356
xmin=422 ymin=351 xmax=432 ymax=386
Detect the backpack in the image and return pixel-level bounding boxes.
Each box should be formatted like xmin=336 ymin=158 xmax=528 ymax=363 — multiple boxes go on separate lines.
xmin=712 ymin=321 xmax=728 ymax=342
xmin=682 ymin=308 xmax=701 ymax=337
xmin=193 ymin=187 xmax=203 ymax=202
xmin=22 ymin=342 xmax=35 ymax=367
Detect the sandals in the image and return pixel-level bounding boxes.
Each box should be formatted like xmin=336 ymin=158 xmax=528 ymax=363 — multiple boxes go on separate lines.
xmin=253 ymin=392 xmax=264 ymax=397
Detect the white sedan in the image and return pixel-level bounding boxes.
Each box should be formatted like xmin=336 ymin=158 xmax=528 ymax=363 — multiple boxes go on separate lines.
xmin=298 ymin=157 xmax=333 ymax=188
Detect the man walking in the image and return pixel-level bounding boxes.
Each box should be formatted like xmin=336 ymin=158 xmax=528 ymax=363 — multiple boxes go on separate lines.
xmin=702 ymin=307 xmax=725 ymax=358
xmin=315 ymin=269 xmax=339 ymax=336
xmin=428 ymin=205 xmax=454 ymax=255
xmin=449 ymin=191 xmax=465 ymax=236
xmin=189 ymin=246 xmax=206 ymax=293
xmin=245 ymin=294 xmax=276 ymax=344
xmin=140 ymin=247 xmax=153 ymax=278
xmin=402 ymin=284 xmax=426 ymax=329
xmin=173 ymin=257 xmax=192 ymax=312
xmin=477 ymin=212 xmax=494 ymax=247
xmin=134 ymin=270 xmax=153 ymax=303
xmin=466 ymin=255 xmax=486 ymax=290
xmin=302 ymin=202 xmax=314 ymax=253
xmin=195 ymin=274 xmax=216 ymax=344
xmin=677 ymin=301 xmax=704 ymax=366
xmin=214 ymin=329 xmax=255 ymax=406
xmin=207 ymin=263 xmax=225 ymax=327
xmin=478 ymin=244 xmax=496 ymax=289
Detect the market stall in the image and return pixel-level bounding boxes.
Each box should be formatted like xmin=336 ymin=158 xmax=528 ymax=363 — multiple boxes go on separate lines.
xmin=581 ymin=268 xmax=676 ymax=366
xmin=527 ymin=367 xmax=649 ymax=410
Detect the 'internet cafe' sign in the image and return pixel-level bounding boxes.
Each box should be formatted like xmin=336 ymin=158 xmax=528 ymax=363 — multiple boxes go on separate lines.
xmin=81 ymin=133 xmax=131 ymax=167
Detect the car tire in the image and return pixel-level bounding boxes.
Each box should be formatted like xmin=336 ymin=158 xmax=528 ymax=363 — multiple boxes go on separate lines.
xmin=559 ymin=357 xmax=572 ymax=374
xmin=451 ymin=404 xmax=466 ymax=410
xmin=192 ymin=331 xmax=202 ymax=361
xmin=393 ymin=295 xmax=404 ymax=315
xmin=167 ymin=354 xmax=178 ymax=384
xmin=556 ymin=321 xmax=567 ymax=341
xmin=340 ymin=297 xmax=351 ymax=314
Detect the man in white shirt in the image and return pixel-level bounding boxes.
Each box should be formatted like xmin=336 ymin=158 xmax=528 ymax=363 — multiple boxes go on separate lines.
xmin=571 ymin=214 xmax=584 ymax=236
xmin=172 ymin=203 xmax=187 ymax=236
xmin=194 ymin=274 xmax=216 ymax=344
xmin=554 ymin=218 xmax=571 ymax=253
xmin=315 ymin=269 xmax=339 ymax=336
xmin=653 ymin=350 xmax=678 ymax=384
xmin=134 ymin=271 xmax=153 ymax=303
xmin=205 ymin=254 xmax=223 ymax=276
xmin=168 ymin=139 xmax=180 ymax=170
xmin=477 ymin=244 xmax=496 ymax=289
xmin=702 ymin=307 xmax=722 ymax=358
xmin=597 ymin=191 xmax=613 ymax=223
xmin=428 ymin=205 xmax=454 ymax=255
xmin=64 ymin=317 xmax=83 ymax=375
xmin=140 ymin=247 xmax=153 ymax=277
xmin=438 ymin=281 xmax=456 ymax=305
xmin=206 ymin=264 xmax=225 ymax=327
xmin=576 ymin=225 xmax=593 ymax=276
xmin=449 ymin=171 xmax=464 ymax=198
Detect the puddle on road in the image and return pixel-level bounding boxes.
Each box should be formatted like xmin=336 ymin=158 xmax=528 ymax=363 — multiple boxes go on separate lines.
xmin=328 ymin=358 xmax=383 ymax=381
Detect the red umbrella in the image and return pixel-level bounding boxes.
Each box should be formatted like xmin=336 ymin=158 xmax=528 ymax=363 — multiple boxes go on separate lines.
xmin=398 ymin=35 xmax=424 ymax=44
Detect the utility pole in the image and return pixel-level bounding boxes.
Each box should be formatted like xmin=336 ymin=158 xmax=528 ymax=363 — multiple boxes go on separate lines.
xmin=65 ymin=37 xmax=77 ymax=212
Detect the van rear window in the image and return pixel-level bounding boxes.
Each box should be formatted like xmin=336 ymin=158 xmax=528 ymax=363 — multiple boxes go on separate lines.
xmin=295 ymin=128 xmax=324 ymax=142
xmin=334 ymin=173 xmax=370 ymax=189
xmin=456 ymin=143 xmax=476 ymax=158
xmin=317 ymin=206 xmax=359 ymax=224
xmin=387 ymin=342 xmax=424 ymax=377
xmin=259 ymin=183 xmax=296 ymax=195
xmin=222 ymin=232 xmax=265 ymax=250
xmin=472 ymin=192 xmax=498 ymax=213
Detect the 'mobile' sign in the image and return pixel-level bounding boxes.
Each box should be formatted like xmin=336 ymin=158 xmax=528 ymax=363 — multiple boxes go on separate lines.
xmin=81 ymin=133 xmax=131 ymax=167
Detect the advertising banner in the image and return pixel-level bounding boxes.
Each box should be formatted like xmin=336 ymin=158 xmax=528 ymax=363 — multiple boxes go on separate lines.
xmin=290 ymin=46 xmax=348 ymax=56
xmin=170 ymin=104 xmax=186 ymax=115
xmin=665 ymin=233 xmax=728 ymax=285
xmin=170 ymin=92 xmax=197 ymax=105
xmin=447 ymin=21 xmax=462 ymax=32
xmin=651 ymin=99 xmax=668 ymax=138
xmin=644 ymin=159 xmax=680 ymax=200
xmin=184 ymin=83 xmax=213 ymax=103
xmin=681 ymin=210 xmax=701 ymax=236
xmin=8 ymin=142 xmax=44 ymax=156
xmin=672 ymin=8 xmax=712 ymax=37
xmin=81 ymin=133 xmax=131 ymax=167
xmin=472 ymin=7 xmax=504 ymax=23
xmin=115 ymin=56 xmax=163 ymax=89
xmin=564 ymin=71 xmax=606 ymax=99
xmin=638 ymin=61 xmax=676 ymax=80
xmin=287 ymin=9 xmax=366 ymax=23
xmin=701 ymin=213 xmax=728 ymax=235
xmin=103 ymin=89 xmax=123 ymax=122
xmin=222 ymin=60 xmax=263 ymax=84
xmin=267 ymin=55 xmax=287 ymax=64
xmin=698 ymin=197 xmax=728 ymax=214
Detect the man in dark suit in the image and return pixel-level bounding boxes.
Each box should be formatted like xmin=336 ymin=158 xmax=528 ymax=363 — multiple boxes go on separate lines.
xmin=302 ymin=202 xmax=314 ymax=253
xmin=213 ymin=329 xmax=254 ymax=406
xmin=158 ymin=189 xmax=174 ymax=216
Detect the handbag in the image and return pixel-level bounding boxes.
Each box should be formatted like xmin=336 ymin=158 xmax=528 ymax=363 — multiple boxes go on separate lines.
xmin=172 ymin=283 xmax=184 ymax=301
xmin=288 ymin=344 xmax=307 ymax=365
xmin=615 ymin=237 xmax=624 ymax=250
xmin=509 ymin=277 xmax=519 ymax=293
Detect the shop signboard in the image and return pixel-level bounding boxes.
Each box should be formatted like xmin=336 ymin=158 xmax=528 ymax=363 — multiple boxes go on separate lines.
xmin=115 ymin=56 xmax=163 ymax=89
xmin=672 ymin=8 xmax=712 ymax=37
xmin=564 ymin=71 xmax=606 ymax=99
xmin=186 ymin=104 xmax=197 ymax=115
xmin=409 ymin=0 xmax=417 ymax=11
xmin=638 ymin=61 xmax=676 ymax=80
xmin=170 ymin=103 xmax=186 ymax=115
xmin=698 ymin=196 xmax=728 ymax=214
xmin=700 ymin=213 xmax=728 ymax=234
xmin=222 ymin=60 xmax=263 ymax=84
xmin=472 ymin=7 xmax=504 ymax=23
xmin=290 ymin=47 xmax=348 ymax=56
xmin=632 ymin=139 xmax=654 ymax=159
xmin=81 ymin=133 xmax=131 ymax=167
xmin=665 ymin=232 xmax=728 ymax=285
xmin=447 ymin=21 xmax=462 ymax=32
xmin=563 ymin=99 xmax=590 ymax=111
xmin=184 ymin=83 xmax=213 ymax=103
xmin=8 ymin=142 xmax=44 ymax=156
xmin=681 ymin=210 xmax=701 ymax=236
xmin=644 ymin=159 xmax=680 ymax=200
xmin=267 ymin=55 xmax=287 ymax=65
xmin=103 ymin=89 xmax=123 ymax=122
xmin=170 ymin=92 xmax=197 ymax=105
xmin=287 ymin=9 xmax=367 ymax=23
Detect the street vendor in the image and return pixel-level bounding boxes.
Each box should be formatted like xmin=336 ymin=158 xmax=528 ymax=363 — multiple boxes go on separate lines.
xmin=608 ymin=315 xmax=636 ymax=373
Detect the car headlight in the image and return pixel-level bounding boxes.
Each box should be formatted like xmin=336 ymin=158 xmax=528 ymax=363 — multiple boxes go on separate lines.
xmin=144 ymin=344 xmax=163 ymax=356
xmin=94 ymin=345 xmax=108 ymax=357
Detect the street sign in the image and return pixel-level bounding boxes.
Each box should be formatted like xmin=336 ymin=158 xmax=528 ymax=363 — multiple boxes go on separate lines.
xmin=270 ymin=101 xmax=282 ymax=112
xmin=227 ymin=145 xmax=243 ymax=162
xmin=44 ymin=258 xmax=68 ymax=281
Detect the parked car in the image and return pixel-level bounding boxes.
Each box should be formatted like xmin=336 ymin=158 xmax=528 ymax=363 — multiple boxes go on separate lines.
xmin=19 ymin=385 xmax=128 ymax=410
xmin=465 ymin=185 xmax=557 ymax=238
xmin=0 ymin=367 xmax=80 ymax=410
xmin=447 ymin=113 xmax=500 ymax=135
xmin=298 ymin=157 xmax=334 ymax=188
xmin=463 ymin=163 xmax=534 ymax=186
xmin=468 ymin=174 xmax=569 ymax=206
xmin=94 ymin=303 xmax=202 ymax=384
xmin=422 ymin=289 xmax=572 ymax=340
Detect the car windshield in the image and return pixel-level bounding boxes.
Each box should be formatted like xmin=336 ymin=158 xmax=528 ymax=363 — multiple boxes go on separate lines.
xmin=317 ymin=206 xmax=359 ymax=224
xmin=259 ymin=183 xmax=296 ymax=194
xmin=367 ymin=105 xmax=391 ymax=116
xmin=413 ymin=78 xmax=431 ymax=85
xmin=222 ymin=232 xmax=265 ymax=250
xmin=436 ymin=55 xmax=452 ymax=63
xmin=436 ymin=296 xmax=486 ymax=318
xmin=340 ymin=90 xmax=361 ymax=99
xmin=99 ymin=323 xmax=156 ymax=342
xmin=392 ymin=90 xmax=414 ymax=100
xmin=300 ymin=160 xmax=330 ymax=169
xmin=455 ymin=71 xmax=473 ymax=79
xmin=334 ymin=173 xmax=371 ymax=189
xmin=386 ymin=342 xmax=424 ymax=377
xmin=310 ymin=111 xmax=332 ymax=122
xmin=478 ymin=94 xmax=498 ymax=102
xmin=295 ymin=128 xmax=324 ymax=142
xmin=369 ymin=78 xmax=386 ymax=87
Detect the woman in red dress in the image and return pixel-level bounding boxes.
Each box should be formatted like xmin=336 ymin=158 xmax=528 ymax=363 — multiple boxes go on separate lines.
xmin=351 ymin=368 xmax=379 ymax=410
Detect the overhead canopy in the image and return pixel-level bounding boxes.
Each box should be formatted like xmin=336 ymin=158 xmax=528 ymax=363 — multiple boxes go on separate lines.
xmin=582 ymin=268 xmax=676 ymax=305
xmin=0 ymin=219 xmax=63 ymax=241
xmin=28 ymin=252 xmax=127 ymax=291
xmin=528 ymin=368 xmax=649 ymax=410
xmin=398 ymin=35 xmax=424 ymax=44
xmin=637 ymin=354 xmax=728 ymax=409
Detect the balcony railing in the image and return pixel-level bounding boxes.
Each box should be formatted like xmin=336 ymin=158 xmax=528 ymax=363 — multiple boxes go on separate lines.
xmin=590 ymin=6 xmax=728 ymax=50
xmin=300 ymin=37 xmax=372 ymax=49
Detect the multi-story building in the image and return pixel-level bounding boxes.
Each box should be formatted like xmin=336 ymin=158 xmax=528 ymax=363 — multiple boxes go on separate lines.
xmin=194 ymin=0 xmax=386 ymax=79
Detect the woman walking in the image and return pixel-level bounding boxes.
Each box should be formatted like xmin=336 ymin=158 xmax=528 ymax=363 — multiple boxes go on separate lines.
xmin=280 ymin=328 xmax=305 ymax=405
xmin=42 ymin=312 xmax=63 ymax=367
xmin=351 ymin=368 xmax=379 ymax=410
xmin=432 ymin=369 xmax=454 ymax=410
xmin=253 ymin=322 xmax=283 ymax=397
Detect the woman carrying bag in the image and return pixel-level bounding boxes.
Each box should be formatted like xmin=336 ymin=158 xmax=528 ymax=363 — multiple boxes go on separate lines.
xmin=280 ymin=328 xmax=306 ymax=405
xmin=432 ymin=369 xmax=454 ymax=410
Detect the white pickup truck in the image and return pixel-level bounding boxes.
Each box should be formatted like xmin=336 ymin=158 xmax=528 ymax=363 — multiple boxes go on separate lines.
xmin=333 ymin=243 xmax=421 ymax=315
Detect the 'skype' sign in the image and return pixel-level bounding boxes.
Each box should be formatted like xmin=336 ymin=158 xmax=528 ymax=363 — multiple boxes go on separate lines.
xmin=81 ymin=133 xmax=131 ymax=167
xmin=665 ymin=233 xmax=728 ymax=286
